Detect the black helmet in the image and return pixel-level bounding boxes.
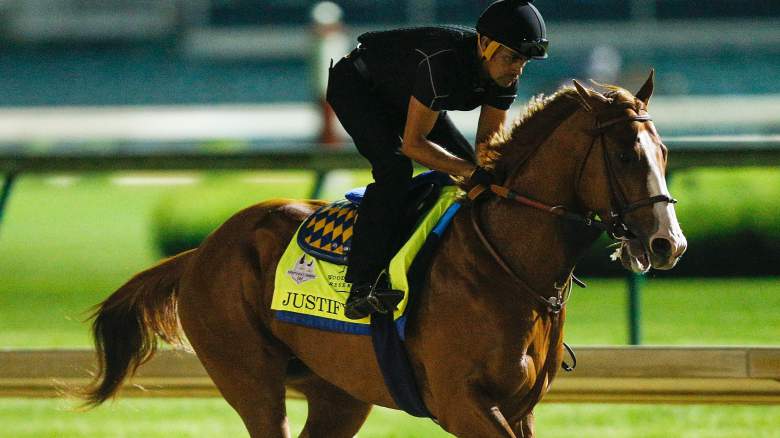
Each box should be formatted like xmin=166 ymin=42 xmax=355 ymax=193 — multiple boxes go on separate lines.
xmin=476 ymin=0 xmax=548 ymax=60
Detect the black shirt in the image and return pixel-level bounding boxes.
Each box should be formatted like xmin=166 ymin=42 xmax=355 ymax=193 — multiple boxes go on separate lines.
xmin=356 ymin=26 xmax=518 ymax=115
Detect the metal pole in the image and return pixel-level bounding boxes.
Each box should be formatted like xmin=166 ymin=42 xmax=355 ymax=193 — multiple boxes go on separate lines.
xmin=628 ymin=272 xmax=643 ymax=345
xmin=311 ymin=2 xmax=348 ymax=150
xmin=0 ymin=172 xmax=18 ymax=235
xmin=309 ymin=170 xmax=328 ymax=199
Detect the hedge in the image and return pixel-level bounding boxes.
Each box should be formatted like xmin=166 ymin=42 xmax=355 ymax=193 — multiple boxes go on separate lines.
xmin=152 ymin=171 xmax=315 ymax=257
xmin=152 ymin=167 xmax=780 ymax=276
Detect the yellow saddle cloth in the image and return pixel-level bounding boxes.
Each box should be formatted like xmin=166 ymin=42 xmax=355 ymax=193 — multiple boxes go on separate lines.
xmin=271 ymin=186 xmax=460 ymax=335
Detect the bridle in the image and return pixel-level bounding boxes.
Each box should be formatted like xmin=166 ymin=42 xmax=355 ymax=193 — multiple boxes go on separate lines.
xmin=467 ymin=110 xmax=678 ymax=314
xmin=591 ymin=113 xmax=677 ymax=239
xmin=466 ymin=107 xmax=679 ymax=423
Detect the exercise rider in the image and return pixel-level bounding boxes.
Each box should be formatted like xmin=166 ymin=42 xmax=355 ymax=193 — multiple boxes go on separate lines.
xmin=325 ymin=0 xmax=549 ymax=320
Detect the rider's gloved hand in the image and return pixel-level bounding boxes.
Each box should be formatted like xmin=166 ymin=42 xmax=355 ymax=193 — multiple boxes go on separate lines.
xmin=469 ymin=166 xmax=495 ymax=187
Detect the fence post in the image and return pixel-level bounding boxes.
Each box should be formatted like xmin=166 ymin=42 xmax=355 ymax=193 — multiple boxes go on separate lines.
xmin=0 ymin=172 xmax=18 ymax=235
xmin=628 ymin=273 xmax=644 ymax=345
xmin=310 ymin=170 xmax=328 ymax=199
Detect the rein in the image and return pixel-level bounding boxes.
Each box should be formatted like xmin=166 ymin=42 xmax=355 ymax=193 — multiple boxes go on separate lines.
xmin=468 ymin=201 xmax=571 ymax=314
xmin=475 ymin=183 xmax=611 ymax=234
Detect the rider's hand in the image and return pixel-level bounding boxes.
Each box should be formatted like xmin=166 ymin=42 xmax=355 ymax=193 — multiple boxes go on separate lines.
xmin=469 ymin=166 xmax=495 ymax=187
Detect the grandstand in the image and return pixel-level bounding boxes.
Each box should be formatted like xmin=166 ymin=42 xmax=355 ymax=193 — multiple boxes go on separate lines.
xmin=1 ymin=1 xmax=779 ymax=110
xmin=1 ymin=0 xmax=778 ymax=146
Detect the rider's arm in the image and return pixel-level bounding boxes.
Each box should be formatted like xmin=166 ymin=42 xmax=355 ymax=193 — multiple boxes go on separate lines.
xmin=401 ymin=96 xmax=477 ymax=178
xmin=475 ymin=76 xmax=518 ymax=160
xmin=475 ymin=104 xmax=507 ymax=159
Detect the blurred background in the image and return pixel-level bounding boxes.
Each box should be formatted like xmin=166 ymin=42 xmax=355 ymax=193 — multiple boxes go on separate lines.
xmin=0 ymin=1 xmax=779 ymax=437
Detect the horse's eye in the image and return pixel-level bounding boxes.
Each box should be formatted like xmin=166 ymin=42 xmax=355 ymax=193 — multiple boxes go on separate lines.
xmin=619 ymin=151 xmax=633 ymax=163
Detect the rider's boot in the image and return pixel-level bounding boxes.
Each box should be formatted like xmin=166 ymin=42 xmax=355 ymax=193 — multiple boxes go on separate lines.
xmin=344 ymin=272 xmax=404 ymax=320
xmin=344 ymin=281 xmax=378 ymax=320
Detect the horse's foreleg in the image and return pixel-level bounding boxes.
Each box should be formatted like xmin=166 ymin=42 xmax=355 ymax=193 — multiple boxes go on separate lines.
xmin=289 ymin=373 xmax=373 ymax=438
xmin=435 ymin=386 xmax=527 ymax=438
xmin=514 ymin=411 xmax=535 ymax=438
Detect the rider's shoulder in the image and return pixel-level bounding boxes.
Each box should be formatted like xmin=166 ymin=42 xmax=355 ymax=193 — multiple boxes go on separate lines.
xmin=358 ymin=25 xmax=476 ymax=52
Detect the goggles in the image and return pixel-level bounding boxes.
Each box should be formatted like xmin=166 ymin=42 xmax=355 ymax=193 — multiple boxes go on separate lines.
xmin=514 ymin=39 xmax=548 ymax=59
xmin=482 ymin=38 xmax=549 ymax=61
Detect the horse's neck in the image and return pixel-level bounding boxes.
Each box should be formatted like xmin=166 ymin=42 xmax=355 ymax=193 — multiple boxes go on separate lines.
xmin=477 ymin=110 xmax=598 ymax=295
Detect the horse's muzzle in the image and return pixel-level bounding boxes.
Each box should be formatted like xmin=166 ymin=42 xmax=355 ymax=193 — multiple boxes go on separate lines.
xmin=648 ymin=234 xmax=687 ymax=270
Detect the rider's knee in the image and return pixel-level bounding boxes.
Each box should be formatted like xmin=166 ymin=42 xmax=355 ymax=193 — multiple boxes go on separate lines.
xmin=371 ymin=156 xmax=413 ymax=184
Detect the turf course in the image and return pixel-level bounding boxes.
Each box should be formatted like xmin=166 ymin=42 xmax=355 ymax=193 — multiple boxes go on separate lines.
xmin=1 ymin=173 xmax=778 ymax=437
xmin=3 ymin=399 xmax=779 ymax=438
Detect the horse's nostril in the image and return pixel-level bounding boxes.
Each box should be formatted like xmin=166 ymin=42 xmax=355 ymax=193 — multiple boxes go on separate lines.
xmin=650 ymin=238 xmax=672 ymax=256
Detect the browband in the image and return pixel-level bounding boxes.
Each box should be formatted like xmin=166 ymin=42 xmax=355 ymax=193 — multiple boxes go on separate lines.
xmin=595 ymin=114 xmax=652 ymax=130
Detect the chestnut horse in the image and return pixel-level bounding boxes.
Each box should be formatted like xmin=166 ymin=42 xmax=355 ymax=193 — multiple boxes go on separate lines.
xmin=83 ymin=73 xmax=686 ymax=437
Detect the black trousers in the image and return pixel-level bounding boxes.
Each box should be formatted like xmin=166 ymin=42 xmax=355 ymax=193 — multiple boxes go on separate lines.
xmin=326 ymin=54 xmax=475 ymax=284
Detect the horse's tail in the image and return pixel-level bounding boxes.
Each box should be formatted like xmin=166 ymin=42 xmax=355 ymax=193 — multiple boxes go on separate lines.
xmin=81 ymin=249 xmax=196 ymax=408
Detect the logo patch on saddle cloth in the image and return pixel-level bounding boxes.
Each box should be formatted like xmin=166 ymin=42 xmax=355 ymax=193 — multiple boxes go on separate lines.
xmin=271 ymin=186 xmax=461 ymax=336
xmin=297 ymin=200 xmax=357 ymax=265
xmin=286 ymin=255 xmax=316 ymax=285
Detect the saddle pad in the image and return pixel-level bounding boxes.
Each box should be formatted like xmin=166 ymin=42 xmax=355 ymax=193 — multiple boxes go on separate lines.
xmin=297 ymin=171 xmax=454 ymax=265
xmin=272 ymin=186 xmax=460 ymax=335
xmin=296 ymin=200 xmax=357 ymax=265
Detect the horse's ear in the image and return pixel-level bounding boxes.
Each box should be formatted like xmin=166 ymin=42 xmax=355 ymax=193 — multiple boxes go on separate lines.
xmin=573 ymin=79 xmax=610 ymax=112
xmin=572 ymin=79 xmax=594 ymax=112
xmin=635 ymin=69 xmax=654 ymax=106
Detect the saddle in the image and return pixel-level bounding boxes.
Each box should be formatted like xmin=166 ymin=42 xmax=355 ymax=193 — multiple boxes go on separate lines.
xmin=275 ymin=172 xmax=460 ymax=420
xmin=297 ymin=171 xmax=454 ymax=264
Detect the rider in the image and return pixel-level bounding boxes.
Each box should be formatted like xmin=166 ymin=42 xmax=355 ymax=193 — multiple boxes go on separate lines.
xmin=326 ymin=0 xmax=549 ymax=320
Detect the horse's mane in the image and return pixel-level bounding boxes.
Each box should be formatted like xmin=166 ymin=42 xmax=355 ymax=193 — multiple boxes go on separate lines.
xmin=476 ymin=86 xmax=579 ymax=181
xmin=476 ymin=83 xmax=641 ymax=183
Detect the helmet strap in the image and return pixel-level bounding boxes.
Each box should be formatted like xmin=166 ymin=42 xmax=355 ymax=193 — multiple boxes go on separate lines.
xmin=477 ymin=33 xmax=501 ymax=61
xmin=483 ymin=41 xmax=501 ymax=61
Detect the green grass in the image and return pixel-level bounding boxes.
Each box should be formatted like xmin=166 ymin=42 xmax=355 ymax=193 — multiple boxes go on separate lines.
xmin=1 ymin=173 xmax=779 ymax=437
xmin=564 ymin=277 xmax=780 ymax=345
xmin=2 ymin=399 xmax=778 ymax=438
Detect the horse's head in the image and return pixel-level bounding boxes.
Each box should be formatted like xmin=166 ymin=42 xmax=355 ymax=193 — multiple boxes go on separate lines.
xmin=571 ymin=71 xmax=687 ymax=272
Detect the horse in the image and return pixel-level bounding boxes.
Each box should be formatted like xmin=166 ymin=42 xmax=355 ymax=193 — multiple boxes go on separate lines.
xmin=81 ymin=72 xmax=686 ymax=437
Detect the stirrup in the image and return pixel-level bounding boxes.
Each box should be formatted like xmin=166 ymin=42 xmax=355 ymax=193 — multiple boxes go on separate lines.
xmin=344 ymin=294 xmax=385 ymax=320
xmin=344 ymin=270 xmax=404 ymax=319
xmin=366 ymin=269 xmax=404 ymax=313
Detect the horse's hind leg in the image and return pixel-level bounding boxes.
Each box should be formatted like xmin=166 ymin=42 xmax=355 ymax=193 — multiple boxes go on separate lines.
xmin=178 ymin=269 xmax=293 ymax=437
xmin=289 ymin=373 xmax=372 ymax=438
